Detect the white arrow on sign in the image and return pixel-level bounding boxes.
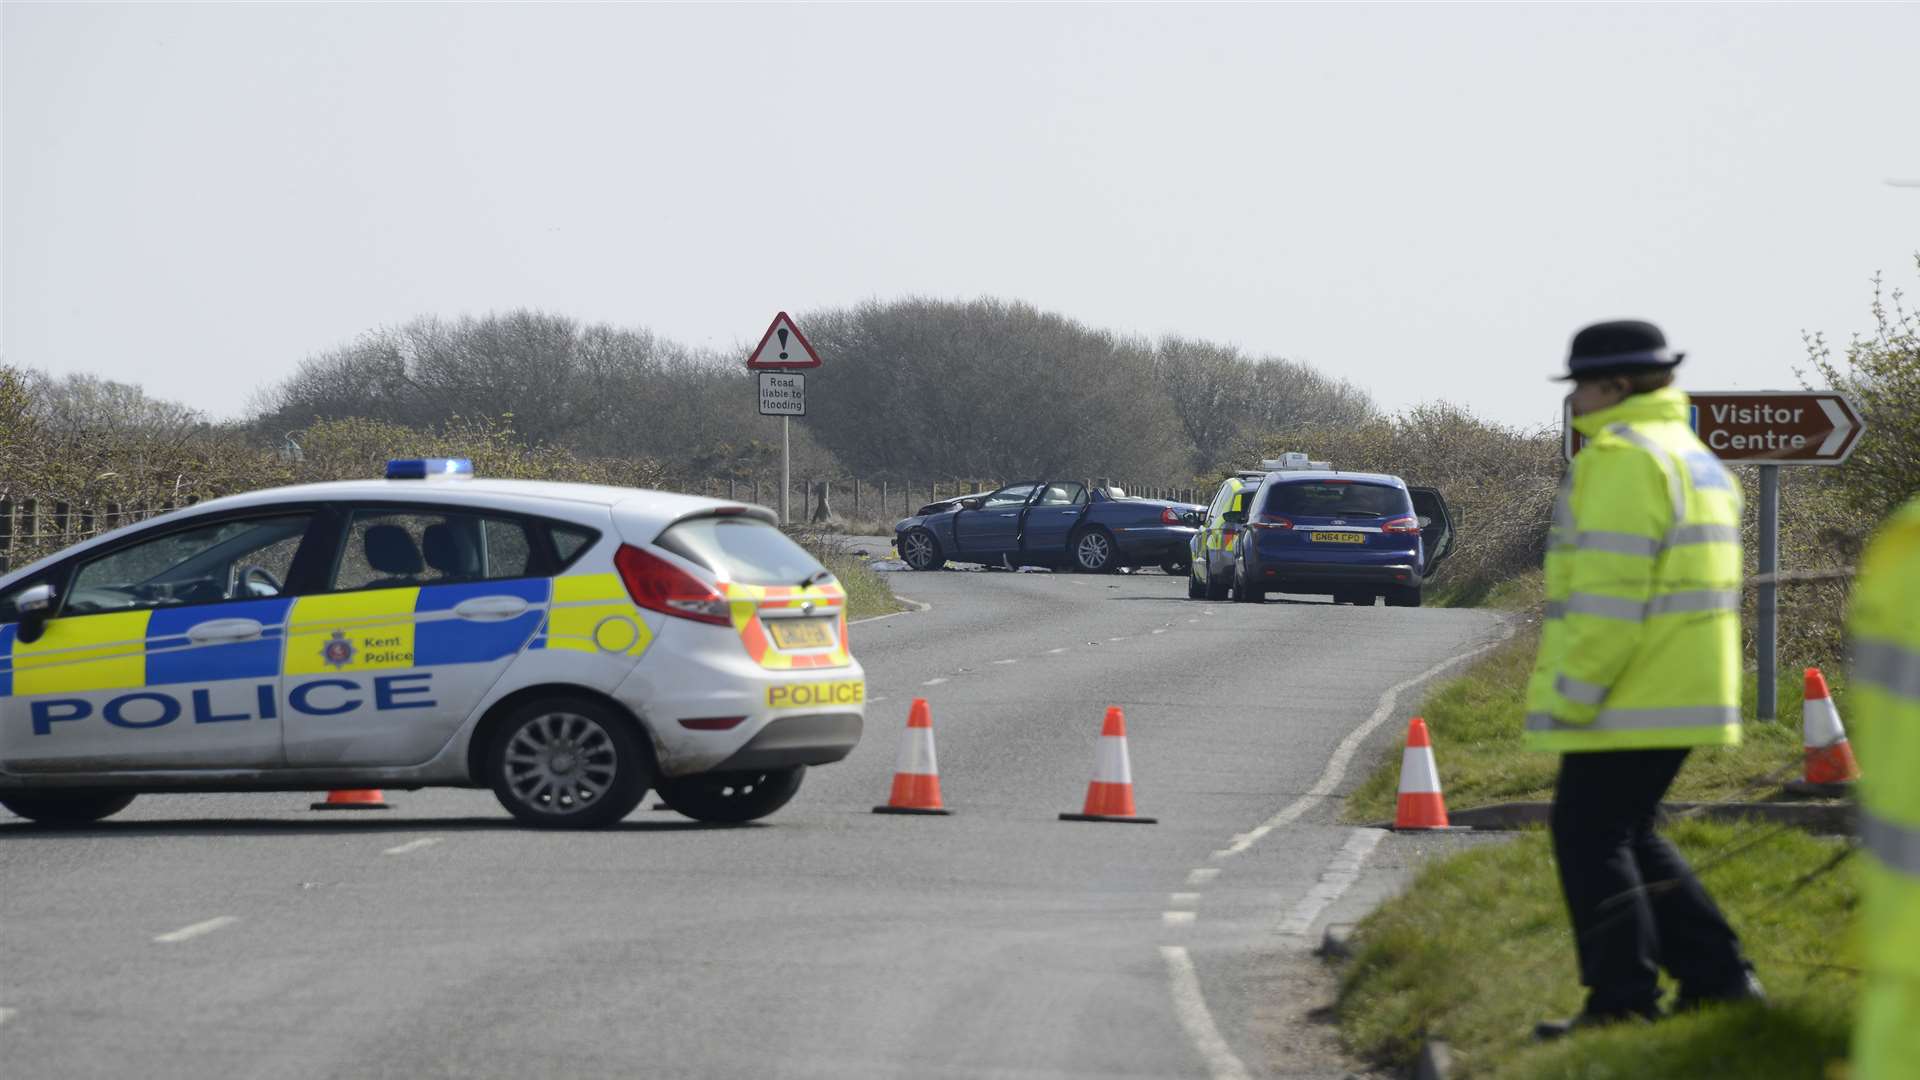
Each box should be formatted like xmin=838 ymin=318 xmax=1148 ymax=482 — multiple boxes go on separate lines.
xmin=1816 ymin=398 xmax=1854 ymax=455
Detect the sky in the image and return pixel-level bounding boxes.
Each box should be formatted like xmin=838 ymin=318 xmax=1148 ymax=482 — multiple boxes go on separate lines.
xmin=4 ymin=2 xmax=1918 ymax=430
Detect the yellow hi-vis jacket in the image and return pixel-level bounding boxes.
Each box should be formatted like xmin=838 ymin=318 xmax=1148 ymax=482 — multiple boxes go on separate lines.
xmin=1524 ymin=388 xmax=1744 ymax=752
xmin=1849 ymin=497 xmax=1920 ymax=1080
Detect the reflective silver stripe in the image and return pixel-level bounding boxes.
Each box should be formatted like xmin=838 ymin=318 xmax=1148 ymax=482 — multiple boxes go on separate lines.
xmin=1574 ymin=531 xmax=1661 ymax=558
xmin=1854 ymin=638 xmax=1920 ymax=703
xmin=1862 ymin=811 xmax=1920 ymax=877
xmin=1647 ymin=590 xmax=1741 ymax=616
xmin=1606 ymin=423 xmax=1688 ymax=523
xmin=1667 ymin=523 xmax=1741 ymax=547
xmin=1529 ymin=705 xmax=1740 ymax=733
xmin=1544 ymin=600 xmax=1566 ymax=620
xmin=1566 ymin=592 xmax=1646 ymax=621
xmin=1555 ymin=673 xmax=1609 ymax=706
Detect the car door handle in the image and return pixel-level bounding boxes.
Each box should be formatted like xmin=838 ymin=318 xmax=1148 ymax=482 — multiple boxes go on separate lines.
xmin=452 ymin=596 xmax=531 ymax=621
xmin=187 ymin=618 xmax=265 ymax=644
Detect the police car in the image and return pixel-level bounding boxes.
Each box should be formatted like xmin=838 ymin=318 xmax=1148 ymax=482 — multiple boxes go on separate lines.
xmin=0 ymin=460 xmax=865 ymax=828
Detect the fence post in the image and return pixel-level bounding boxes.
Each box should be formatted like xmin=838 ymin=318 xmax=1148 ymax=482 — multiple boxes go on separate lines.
xmin=752 ymin=477 xmax=761 ymax=506
xmin=813 ymin=480 xmax=834 ymax=523
xmin=728 ymin=478 xmax=737 ymax=501
xmin=53 ymin=501 xmax=69 ymax=542
xmin=879 ymin=480 xmax=887 ymax=520
xmin=852 ymin=478 xmax=860 ymax=519
xmin=0 ymin=497 xmax=11 ymax=573
xmin=80 ymin=506 xmax=94 ymax=538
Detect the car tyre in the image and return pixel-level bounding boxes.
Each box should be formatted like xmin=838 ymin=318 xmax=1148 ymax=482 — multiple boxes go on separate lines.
xmin=488 ymin=696 xmax=651 ymax=829
xmin=1071 ymin=527 xmax=1118 ymax=573
xmin=1385 ymin=586 xmax=1423 ymax=608
xmin=900 ymin=528 xmax=947 ymax=572
xmin=1187 ymin=567 xmax=1206 ymax=599
xmin=656 ymin=766 xmax=806 ymax=824
xmin=1232 ymin=564 xmax=1261 ymax=603
xmin=0 ymin=792 xmax=136 ymax=825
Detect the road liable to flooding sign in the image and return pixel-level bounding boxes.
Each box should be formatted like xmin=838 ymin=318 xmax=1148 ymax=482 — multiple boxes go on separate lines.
xmin=759 ymin=371 xmax=805 ymax=416
xmin=1564 ymin=391 xmax=1865 ymax=465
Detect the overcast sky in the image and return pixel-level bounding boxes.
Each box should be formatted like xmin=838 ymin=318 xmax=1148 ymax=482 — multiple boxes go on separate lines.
xmin=5 ymin=2 xmax=1917 ymax=430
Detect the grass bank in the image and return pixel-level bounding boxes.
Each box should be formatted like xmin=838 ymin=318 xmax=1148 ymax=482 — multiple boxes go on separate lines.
xmin=1343 ymin=614 xmax=1842 ymax=823
xmin=1337 ymin=820 xmax=1858 ymax=1078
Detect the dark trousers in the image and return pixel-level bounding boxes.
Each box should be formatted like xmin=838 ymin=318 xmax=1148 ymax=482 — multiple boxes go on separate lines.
xmin=1550 ymin=748 xmax=1749 ymax=1014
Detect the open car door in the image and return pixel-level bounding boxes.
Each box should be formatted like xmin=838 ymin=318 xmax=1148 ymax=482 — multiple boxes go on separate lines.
xmin=1407 ymin=487 xmax=1455 ymax=577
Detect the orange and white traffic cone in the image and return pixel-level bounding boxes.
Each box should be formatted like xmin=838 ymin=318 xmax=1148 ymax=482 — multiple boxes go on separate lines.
xmin=1392 ymin=717 xmax=1452 ymax=830
xmin=310 ymin=789 xmax=390 ymax=811
xmin=1791 ymin=667 xmax=1860 ymax=794
xmin=1059 ymin=706 xmax=1157 ymax=824
xmin=873 ymin=698 xmax=951 ymax=815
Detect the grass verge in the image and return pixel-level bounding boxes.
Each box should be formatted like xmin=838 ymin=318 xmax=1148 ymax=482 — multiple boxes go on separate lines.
xmin=1343 ymin=615 xmax=1845 ymax=823
xmin=1337 ymin=819 xmax=1858 ymax=1079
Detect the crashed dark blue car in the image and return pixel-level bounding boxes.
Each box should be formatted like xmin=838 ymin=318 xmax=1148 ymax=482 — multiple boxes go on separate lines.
xmin=894 ymin=481 xmax=1202 ymax=573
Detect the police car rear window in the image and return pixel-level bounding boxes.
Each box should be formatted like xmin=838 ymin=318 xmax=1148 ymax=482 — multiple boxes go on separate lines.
xmin=655 ymin=518 xmax=826 ymax=587
xmin=1262 ymin=482 xmax=1410 ymax=518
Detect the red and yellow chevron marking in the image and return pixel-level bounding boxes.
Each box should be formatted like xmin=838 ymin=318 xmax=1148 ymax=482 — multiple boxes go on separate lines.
xmin=723 ymin=581 xmax=849 ymax=670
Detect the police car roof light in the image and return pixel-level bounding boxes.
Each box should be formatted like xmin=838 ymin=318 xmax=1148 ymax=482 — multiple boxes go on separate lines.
xmin=386 ymin=458 xmax=474 ymax=480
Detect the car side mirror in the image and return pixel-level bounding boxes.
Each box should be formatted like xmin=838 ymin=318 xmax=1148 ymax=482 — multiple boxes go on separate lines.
xmin=1417 ymin=516 xmax=1433 ymax=529
xmin=1222 ymin=511 xmax=1248 ymax=526
xmin=15 ymin=582 xmax=57 ymax=644
xmin=960 ymin=497 xmax=985 ymax=511
xmin=1180 ymin=510 xmax=1204 ymax=527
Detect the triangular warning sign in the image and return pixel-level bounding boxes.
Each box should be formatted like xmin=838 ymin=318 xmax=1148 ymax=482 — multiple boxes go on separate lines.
xmin=745 ymin=312 xmax=822 ymax=370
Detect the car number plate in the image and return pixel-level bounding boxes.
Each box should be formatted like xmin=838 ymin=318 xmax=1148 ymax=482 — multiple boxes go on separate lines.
xmin=769 ymin=618 xmax=834 ymax=649
xmin=1308 ymin=532 xmax=1365 ymax=544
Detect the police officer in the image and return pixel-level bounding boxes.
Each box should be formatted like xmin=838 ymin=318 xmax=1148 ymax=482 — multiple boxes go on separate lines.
xmin=1528 ymin=320 xmax=1763 ymax=1038
xmin=1848 ymin=496 xmax=1920 ymax=1078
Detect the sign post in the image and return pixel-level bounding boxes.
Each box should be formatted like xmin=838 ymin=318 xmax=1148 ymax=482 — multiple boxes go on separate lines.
xmin=745 ymin=312 xmax=822 ymax=523
xmin=1564 ymin=390 xmax=1865 ymax=721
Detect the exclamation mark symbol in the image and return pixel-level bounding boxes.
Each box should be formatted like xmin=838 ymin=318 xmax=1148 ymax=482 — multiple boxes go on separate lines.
xmin=777 ymin=327 xmax=790 ymax=361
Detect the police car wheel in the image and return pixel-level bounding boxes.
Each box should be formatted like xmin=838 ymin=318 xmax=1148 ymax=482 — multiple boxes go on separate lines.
xmin=656 ymin=766 xmax=806 ymax=824
xmin=1231 ymin=565 xmax=1261 ymax=603
xmin=487 ymin=698 xmax=651 ymax=829
xmin=1072 ymin=528 xmax=1117 ymax=572
xmin=1187 ymin=571 xmax=1206 ymax=599
xmin=901 ymin=529 xmax=947 ymax=571
xmin=0 ymin=792 xmax=137 ymax=825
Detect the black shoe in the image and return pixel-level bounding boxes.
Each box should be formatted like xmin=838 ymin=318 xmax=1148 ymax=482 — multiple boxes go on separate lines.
xmin=1673 ymin=970 xmax=1766 ymax=1013
xmin=1533 ymin=1004 xmax=1661 ymax=1041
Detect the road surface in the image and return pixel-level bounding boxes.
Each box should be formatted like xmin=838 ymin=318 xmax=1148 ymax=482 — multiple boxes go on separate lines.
xmin=1 ymin=568 xmax=1508 ymax=1079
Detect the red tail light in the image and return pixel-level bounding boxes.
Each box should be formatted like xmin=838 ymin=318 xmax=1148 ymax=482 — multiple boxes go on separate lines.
xmin=1160 ymin=507 xmax=1182 ymax=525
xmin=1383 ymin=516 xmax=1420 ymax=535
xmin=614 ymin=544 xmax=731 ymax=626
xmin=1249 ymin=515 xmax=1293 ymax=531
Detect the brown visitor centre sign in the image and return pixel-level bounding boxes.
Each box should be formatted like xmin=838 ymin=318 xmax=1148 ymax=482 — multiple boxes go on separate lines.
xmin=1563 ymin=391 xmax=1865 ymax=465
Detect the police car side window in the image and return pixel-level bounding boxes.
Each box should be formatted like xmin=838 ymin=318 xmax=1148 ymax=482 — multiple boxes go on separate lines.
xmin=550 ymin=524 xmax=597 ymax=568
xmin=65 ymin=514 xmax=314 ymax=615
xmin=331 ymin=510 xmax=534 ymax=591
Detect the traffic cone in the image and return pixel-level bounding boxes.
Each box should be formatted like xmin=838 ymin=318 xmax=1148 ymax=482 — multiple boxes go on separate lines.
xmin=1793 ymin=667 xmax=1860 ymax=793
xmin=310 ymin=789 xmax=390 ymax=811
xmin=1059 ymin=707 xmax=1157 ymax=824
xmin=1393 ymin=717 xmax=1451 ymax=830
xmin=873 ymin=699 xmax=951 ymax=815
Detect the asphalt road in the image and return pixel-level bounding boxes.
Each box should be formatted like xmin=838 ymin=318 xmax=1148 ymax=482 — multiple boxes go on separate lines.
xmin=1 ymin=568 xmax=1508 ymax=1079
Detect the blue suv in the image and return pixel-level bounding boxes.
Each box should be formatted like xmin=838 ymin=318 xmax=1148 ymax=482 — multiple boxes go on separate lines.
xmin=1224 ymin=471 xmax=1453 ymax=607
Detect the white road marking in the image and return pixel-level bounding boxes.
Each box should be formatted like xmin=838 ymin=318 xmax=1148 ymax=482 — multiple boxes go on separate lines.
xmin=0 ymin=1007 xmax=16 ymax=1027
xmin=1162 ymin=911 xmax=1197 ymax=926
xmin=154 ymin=916 xmax=238 ymax=944
xmin=1186 ymin=618 xmax=1200 ymax=624
xmin=1047 ymin=647 xmax=1070 ymax=654
xmin=1186 ymin=868 xmax=1220 ymax=886
xmin=1212 ymin=623 xmax=1515 ymax=860
xmin=1107 ymin=636 xmax=1128 ymax=642
xmin=1151 ymin=628 xmax=1168 ymax=635
xmin=1278 ymin=828 xmax=1385 ymax=938
xmin=992 ymin=658 xmax=1019 ymax=665
xmin=868 ymin=696 xmax=888 ymax=705
xmin=922 ymin=677 xmax=947 ymax=686
xmin=383 ymin=837 xmax=441 ymax=856
xmin=1159 ymin=946 xmax=1252 ymax=1080
xmin=1169 ymin=892 xmax=1201 ymax=907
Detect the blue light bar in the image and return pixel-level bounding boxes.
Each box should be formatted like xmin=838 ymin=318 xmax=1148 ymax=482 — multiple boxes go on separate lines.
xmin=386 ymin=458 xmax=474 ymax=480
